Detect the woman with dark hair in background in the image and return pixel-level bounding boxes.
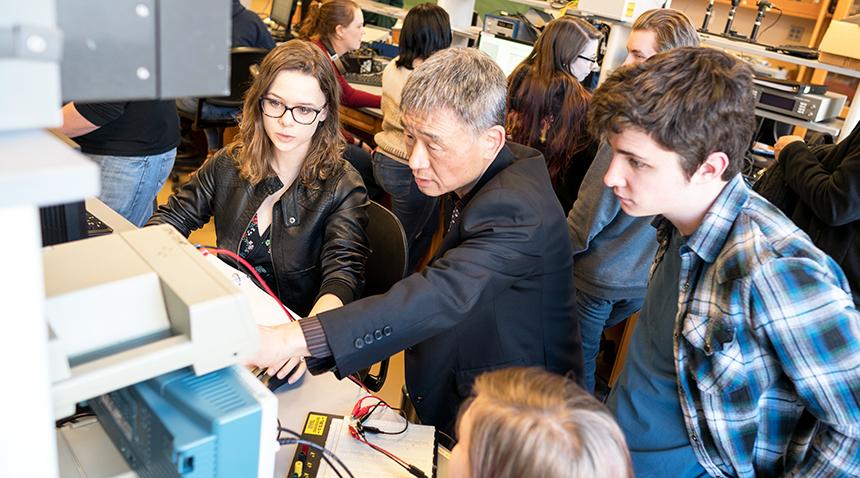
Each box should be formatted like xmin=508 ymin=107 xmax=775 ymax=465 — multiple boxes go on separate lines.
xmin=301 ymin=0 xmax=383 ymax=199
xmin=373 ymin=3 xmax=451 ymax=271
xmin=506 ymin=17 xmax=602 ymax=214
xmin=150 ymin=42 xmax=370 ymax=380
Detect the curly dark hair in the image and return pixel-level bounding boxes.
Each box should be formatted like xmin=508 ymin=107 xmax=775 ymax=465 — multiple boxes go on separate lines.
xmin=589 ymin=47 xmax=755 ymax=180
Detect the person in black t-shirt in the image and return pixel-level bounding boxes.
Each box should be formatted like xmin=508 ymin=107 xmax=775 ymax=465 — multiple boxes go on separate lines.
xmin=60 ymin=100 xmax=180 ymax=226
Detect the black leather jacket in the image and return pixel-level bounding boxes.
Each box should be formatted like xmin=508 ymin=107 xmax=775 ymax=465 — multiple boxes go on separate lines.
xmin=783 ymin=126 xmax=860 ymax=307
xmin=148 ymin=151 xmax=370 ymax=316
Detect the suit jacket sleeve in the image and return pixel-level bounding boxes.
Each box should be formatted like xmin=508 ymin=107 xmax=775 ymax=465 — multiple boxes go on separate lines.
xmin=308 ymin=186 xmax=544 ymax=377
xmin=783 ymin=128 xmax=860 ymax=226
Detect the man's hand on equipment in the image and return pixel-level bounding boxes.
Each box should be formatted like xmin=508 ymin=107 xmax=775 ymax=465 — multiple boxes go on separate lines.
xmin=247 ymin=322 xmax=310 ymax=383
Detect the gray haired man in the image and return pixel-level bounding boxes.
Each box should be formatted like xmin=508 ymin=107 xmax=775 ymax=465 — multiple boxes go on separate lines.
xmin=249 ymin=47 xmax=581 ymax=434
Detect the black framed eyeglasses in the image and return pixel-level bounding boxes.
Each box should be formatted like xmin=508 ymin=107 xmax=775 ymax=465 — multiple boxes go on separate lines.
xmin=577 ymin=55 xmax=599 ymax=65
xmin=259 ymin=97 xmax=325 ymax=125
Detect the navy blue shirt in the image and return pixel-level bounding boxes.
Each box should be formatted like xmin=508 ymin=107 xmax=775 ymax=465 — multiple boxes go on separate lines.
xmin=607 ymin=229 xmax=708 ymax=478
xmin=232 ymin=0 xmax=276 ymax=49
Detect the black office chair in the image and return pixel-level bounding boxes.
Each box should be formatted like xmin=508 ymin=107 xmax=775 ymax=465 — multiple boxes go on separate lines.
xmin=173 ymin=47 xmax=269 ymax=189
xmin=355 ymin=200 xmax=408 ymax=392
xmin=178 ymin=47 xmax=269 ymax=150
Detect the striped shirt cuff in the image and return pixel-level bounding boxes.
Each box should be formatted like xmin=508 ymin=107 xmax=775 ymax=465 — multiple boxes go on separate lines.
xmin=299 ymin=316 xmax=333 ymax=359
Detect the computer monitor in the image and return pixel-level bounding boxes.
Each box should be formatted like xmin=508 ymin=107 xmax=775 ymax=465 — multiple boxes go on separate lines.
xmin=40 ymin=201 xmax=87 ymax=246
xmin=270 ymin=0 xmax=297 ymax=29
xmin=477 ymin=32 xmax=534 ymax=77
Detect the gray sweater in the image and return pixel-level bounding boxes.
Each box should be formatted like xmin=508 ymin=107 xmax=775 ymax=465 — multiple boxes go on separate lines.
xmin=567 ymin=142 xmax=658 ymax=300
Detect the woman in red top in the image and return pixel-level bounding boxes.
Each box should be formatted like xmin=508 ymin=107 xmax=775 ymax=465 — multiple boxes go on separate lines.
xmin=300 ymin=0 xmax=381 ymax=109
xmin=301 ymin=0 xmax=383 ymax=199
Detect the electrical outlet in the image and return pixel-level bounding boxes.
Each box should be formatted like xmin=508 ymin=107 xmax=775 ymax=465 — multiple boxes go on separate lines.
xmin=788 ymin=25 xmax=804 ymax=42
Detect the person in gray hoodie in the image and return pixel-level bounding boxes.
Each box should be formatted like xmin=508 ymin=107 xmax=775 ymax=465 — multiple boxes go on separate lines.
xmin=568 ymin=8 xmax=699 ymax=392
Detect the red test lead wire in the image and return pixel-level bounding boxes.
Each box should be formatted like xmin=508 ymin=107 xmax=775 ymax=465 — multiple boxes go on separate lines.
xmin=198 ymin=246 xmax=297 ymax=322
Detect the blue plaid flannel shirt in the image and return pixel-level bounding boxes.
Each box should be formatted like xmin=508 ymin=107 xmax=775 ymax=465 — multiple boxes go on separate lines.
xmin=656 ymin=175 xmax=860 ymax=477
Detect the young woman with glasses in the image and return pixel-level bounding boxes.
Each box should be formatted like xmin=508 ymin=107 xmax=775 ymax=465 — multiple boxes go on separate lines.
xmin=150 ymin=41 xmax=370 ymax=350
xmin=506 ymin=16 xmax=602 ymax=214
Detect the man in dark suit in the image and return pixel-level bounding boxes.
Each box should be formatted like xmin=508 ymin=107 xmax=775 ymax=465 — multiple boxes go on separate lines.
xmin=249 ymin=47 xmax=580 ymax=434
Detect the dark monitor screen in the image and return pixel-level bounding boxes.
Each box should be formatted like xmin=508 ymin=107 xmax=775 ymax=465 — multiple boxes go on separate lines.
xmin=40 ymin=201 xmax=87 ymax=246
xmin=270 ymin=0 xmax=296 ymax=28
xmin=759 ymin=91 xmax=796 ymax=111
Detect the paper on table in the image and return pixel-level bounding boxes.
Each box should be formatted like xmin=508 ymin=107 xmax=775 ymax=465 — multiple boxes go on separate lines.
xmin=201 ymin=253 xmax=297 ymax=326
xmin=362 ymin=25 xmax=391 ymax=43
xmin=319 ymin=418 xmax=435 ymax=478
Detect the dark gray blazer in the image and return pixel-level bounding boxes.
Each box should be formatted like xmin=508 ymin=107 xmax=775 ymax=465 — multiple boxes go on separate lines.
xmin=309 ymin=142 xmax=581 ymax=433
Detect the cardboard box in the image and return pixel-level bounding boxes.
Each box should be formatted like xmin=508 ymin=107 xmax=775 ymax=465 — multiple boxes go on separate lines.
xmin=577 ymin=0 xmax=665 ymax=23
xmin=818 ymin=16 xmax=860 ymax=69
xmin=820 ymin=52 xmax=860 ymax=70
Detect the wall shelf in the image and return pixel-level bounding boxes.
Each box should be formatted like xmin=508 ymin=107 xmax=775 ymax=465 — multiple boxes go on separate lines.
xmin=699 ymin=32 xmax=860 ymax=79
xmin=713 ymin=0 xmax=823 ymax=21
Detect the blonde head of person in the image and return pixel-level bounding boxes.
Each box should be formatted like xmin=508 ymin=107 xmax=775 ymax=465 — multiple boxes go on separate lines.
xmin=623 ymin=8 xmax=699 ymax=66
xmin=448 ymin=367 xmax=632 ymax=478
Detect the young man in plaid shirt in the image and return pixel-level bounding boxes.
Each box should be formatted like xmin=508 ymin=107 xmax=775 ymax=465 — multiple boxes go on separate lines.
xmin=592 ymin=47 xmax=860 ymax=477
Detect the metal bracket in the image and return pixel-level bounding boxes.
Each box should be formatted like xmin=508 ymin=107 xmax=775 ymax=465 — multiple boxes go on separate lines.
xmin=0 ymin=24 xmax=62 ymax=61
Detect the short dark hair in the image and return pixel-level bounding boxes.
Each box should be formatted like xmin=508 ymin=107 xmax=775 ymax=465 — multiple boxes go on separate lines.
xmin=396 ymin=3 xmax=452 ymax=69
xmin=589 ymin=47 xmax=755 ymax=180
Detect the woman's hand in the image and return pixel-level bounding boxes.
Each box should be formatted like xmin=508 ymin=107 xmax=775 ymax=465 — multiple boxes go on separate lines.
xmin=308 ymin=293 xmax=343 ymax=317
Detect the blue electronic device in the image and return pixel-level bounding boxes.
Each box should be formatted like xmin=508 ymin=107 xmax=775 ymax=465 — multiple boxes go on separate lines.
xmin=91 ymin=366 xmax=264 ymax=478
xmin=484 ymin=13 xmax=522 ymax=40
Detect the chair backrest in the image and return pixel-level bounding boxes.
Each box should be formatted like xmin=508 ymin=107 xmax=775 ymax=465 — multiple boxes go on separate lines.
xmin=207 ymin=47 xmax=269 ymax=107
xmin=356 ymin=200 xmax=407 ymax=393
xmin=364 ymin=200 xmax=408 ymax=297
